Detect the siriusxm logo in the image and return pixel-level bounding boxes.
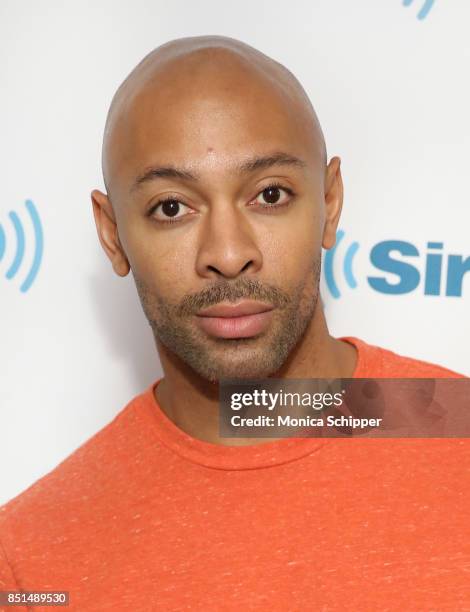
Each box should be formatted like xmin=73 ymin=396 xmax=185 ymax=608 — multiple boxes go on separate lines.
xmin=0 ymin=200 xmax=43 ymax=293
xmin=402 ymin=0 xmax=435 ymax=20
xmin=324 ymin=230 xmax=469 ymax=299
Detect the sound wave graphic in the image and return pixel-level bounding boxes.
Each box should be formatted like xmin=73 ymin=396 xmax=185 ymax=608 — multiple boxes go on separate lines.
xmin=403 ymin=0 xmax=435 ymax=20
xmin=0 ymin=200 xmax=43 ymax=293
xmin=324 ymin=230 xmax=360 ymax=299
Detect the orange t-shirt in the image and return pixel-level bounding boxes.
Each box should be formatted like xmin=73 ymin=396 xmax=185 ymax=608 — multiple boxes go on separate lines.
xmin=0 ymin=337 xmax=468 ymax=611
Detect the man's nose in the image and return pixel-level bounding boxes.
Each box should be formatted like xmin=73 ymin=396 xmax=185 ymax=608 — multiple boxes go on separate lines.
xmin=195 ymin=203 xmax=263 ymax=280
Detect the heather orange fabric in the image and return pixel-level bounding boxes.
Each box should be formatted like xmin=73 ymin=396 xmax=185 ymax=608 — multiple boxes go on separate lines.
xmin=1 ymin=336 xmax=469 ymax=611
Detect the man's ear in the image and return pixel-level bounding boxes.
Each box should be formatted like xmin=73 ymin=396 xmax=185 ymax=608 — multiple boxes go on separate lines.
xmin=91 ymin=189 xmax=130 ymax=277
xmin=322 ymin=156 xmax=344 ymax=250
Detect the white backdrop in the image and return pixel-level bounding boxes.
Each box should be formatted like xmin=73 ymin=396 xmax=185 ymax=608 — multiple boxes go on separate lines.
xmin=1 ymin=0 xmax=469 ymax=505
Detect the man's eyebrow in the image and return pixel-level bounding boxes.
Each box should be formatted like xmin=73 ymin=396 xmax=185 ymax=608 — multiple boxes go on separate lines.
xmin=131 ymin=166 xmax=198 ymax=191
xmin=130 ymin=152 xmax=307 ymax=192
xmin=237 ymin=152 xmax=307 ymax=174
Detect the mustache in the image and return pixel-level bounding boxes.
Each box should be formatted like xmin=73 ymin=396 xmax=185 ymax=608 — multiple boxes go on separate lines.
xmin=177 ymin=278 xmax=291 ymax=316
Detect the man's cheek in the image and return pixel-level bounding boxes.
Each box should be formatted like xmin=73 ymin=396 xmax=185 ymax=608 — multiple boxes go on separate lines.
xmin=128 ymin=242 xmax=186 ymax=286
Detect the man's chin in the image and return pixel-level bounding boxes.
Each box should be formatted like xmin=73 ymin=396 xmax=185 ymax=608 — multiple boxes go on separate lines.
xmin=198 ymin=365 xmax=279 ymax=384
xmin=185 ymin=342 xmax=285 ymax=382
xmin=155 ymin=315 xmax=303 ymax=382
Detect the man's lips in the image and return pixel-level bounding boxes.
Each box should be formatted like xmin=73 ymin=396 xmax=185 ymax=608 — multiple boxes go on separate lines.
xmin=197 ymin=300 xmax=274 ymax=318
xmin=195 ymin=300 xmax=274 ymax=339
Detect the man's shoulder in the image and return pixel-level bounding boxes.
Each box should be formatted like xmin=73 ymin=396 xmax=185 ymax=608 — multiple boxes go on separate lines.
xmin=340 ymin=336 xmax=467 ymax=378
xmin=0 ymin=386 xmax=153 ymax=526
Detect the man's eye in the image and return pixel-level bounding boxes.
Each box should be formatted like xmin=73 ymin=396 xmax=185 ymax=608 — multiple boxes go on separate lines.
xmin=149 ymin=184 xmax=294 ymax=223
xmin=150 ymin=198 xmax=190 ymax=222
xmin=253 ymin=184 xmax=293 ymax=208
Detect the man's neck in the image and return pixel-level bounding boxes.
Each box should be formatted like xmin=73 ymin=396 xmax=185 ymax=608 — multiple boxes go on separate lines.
xmin=153 ymin=307 xmax=357 ymax=446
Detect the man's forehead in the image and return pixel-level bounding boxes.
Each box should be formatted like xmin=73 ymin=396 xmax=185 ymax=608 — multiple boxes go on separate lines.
xmin=109 ymin=108 xmax=319 ymax=197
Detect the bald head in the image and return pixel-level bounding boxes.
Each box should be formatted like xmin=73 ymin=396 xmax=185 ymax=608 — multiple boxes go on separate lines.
xmin=101 ymin=35 xmax=326 ymax=197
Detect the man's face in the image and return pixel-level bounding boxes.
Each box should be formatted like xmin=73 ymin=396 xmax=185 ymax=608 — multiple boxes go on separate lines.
xmin=102 ymin=55 xmax=329 ymax=381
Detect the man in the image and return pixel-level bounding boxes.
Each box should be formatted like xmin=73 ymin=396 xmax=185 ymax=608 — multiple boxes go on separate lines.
xmin=0 ymin=35 xmax=468 ymax=611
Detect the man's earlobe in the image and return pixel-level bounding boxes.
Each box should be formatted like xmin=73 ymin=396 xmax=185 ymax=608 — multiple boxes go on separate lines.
xmin=322 ymin=156 xmax=344 ymax=250
xmin=91 ymin=189 xmax=130 ymax=277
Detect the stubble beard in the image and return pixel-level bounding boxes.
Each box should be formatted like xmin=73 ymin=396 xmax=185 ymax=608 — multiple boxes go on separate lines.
xmin=134 ymin=259 xmax=321 ymax=383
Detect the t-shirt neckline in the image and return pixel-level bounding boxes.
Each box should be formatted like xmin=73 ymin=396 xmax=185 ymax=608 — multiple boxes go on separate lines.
xmin=135 ymin=336 xmax=364 ymax=471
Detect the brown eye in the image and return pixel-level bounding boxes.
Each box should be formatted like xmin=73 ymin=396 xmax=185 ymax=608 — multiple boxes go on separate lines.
xmin=262 ymin=186 xmax=282 ymax=204
xmin=161 ymin=200 xmax=181 ymax=217
xmin=253 ymin=184 xmax=293 ymax=208
xmin=150 ymin=198 xmax=192 ymax=222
